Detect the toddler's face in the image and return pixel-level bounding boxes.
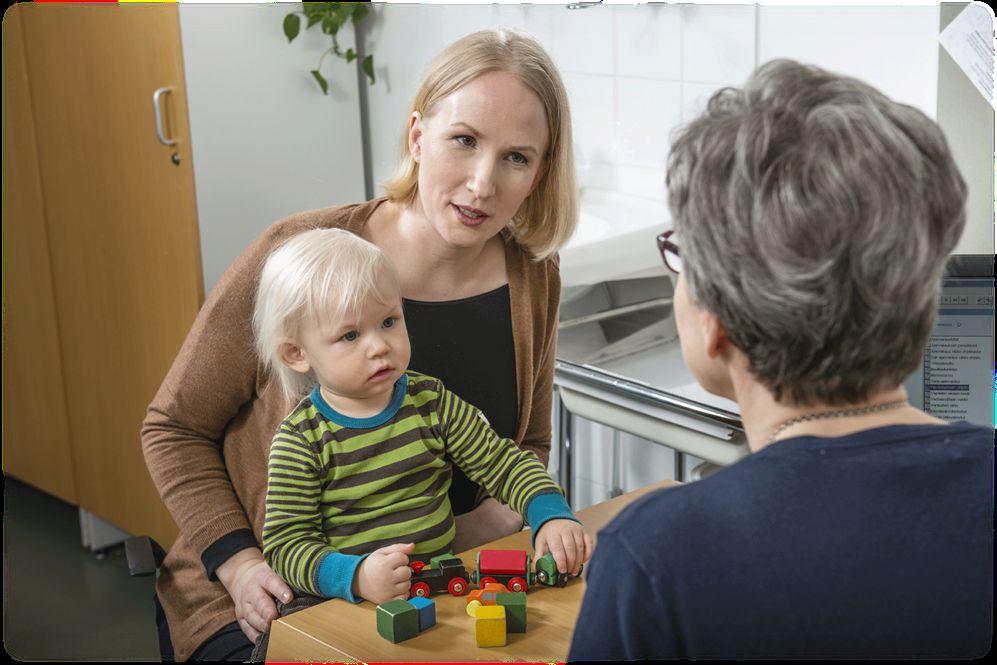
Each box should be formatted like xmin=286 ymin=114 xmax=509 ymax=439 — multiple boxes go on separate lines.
xmin=292 ymin=278 xmax=411 ymax=409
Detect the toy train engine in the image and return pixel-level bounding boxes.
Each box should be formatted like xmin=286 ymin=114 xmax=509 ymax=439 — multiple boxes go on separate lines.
xmin=408 ymin=554 xmax=471 ymax=598
xmin=532 ymin=551 xmax=578 ymax=588
xmin=470 ymin=549 xmax=533 ymax=592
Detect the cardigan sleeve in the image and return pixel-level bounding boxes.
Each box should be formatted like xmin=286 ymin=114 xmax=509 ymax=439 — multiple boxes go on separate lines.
xmin=519 ymin=253 xmax=561 ymax=469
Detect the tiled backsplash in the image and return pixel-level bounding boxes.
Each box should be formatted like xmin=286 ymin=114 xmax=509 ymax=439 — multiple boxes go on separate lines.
xmin=366 ymin=2 xmax=939 ymax=205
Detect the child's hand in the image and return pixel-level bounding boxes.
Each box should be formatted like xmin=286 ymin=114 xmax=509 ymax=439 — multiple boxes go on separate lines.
xmin=534 ymin=519 xmax=593 ymax=576
xmin=353 ymin=542 xmax=416 ymax=604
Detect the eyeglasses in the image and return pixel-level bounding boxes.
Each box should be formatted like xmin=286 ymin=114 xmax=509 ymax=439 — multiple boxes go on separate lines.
xmin=656 ymin=230 xmax=681 ymax=274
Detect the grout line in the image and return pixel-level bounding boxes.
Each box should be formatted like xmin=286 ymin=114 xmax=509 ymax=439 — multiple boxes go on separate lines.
xmin=754 ymin=2 xmax=760 ymax=70
xmin=678 ymin=2 xmax=685 ymax=120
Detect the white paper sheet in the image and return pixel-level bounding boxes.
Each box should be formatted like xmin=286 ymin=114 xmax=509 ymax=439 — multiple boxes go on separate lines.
xmin=939 ymin=2 xmax=996 ymax=110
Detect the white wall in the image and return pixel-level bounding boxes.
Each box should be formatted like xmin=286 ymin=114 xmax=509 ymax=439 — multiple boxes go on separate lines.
xmin=179 ymin=2 xmax=367 ymax=292
xmin=758 ymin=4 xmax=940 ymax=117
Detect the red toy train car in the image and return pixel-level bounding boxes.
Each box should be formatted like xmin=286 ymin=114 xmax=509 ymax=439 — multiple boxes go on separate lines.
xmin=470 ymin=549 xmax=532 ymax=592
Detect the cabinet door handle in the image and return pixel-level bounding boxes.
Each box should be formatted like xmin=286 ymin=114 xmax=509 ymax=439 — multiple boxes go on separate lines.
xmin=152 ymin=87 xmax=177 ymax=146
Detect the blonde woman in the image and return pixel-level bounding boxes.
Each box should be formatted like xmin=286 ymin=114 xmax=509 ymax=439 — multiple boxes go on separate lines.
xmin=141 ymin=29 xmax=576 ymax=661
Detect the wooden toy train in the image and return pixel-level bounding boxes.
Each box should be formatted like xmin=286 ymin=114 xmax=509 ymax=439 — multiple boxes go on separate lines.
xmin=409 ymin=549 xmax=580 ymax=598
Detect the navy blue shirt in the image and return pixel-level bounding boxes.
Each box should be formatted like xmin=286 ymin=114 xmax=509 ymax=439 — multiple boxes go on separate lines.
xmin=569 ymin=422 xmax=993 ymax=659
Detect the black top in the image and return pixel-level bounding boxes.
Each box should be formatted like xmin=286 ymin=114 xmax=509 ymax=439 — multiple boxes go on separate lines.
xmin=570 ymin=422 xmax=994 ymax=659
xmin=404 ymin=284 xmax=519 ymax=516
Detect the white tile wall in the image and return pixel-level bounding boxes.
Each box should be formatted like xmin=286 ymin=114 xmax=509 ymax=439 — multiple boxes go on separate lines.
xmin=615 ymin=3 xmax=681 ymax=80
xmin=616 ymin=77 xmax=681 ymax=169
xmin=681 ymin=82 xmax=727 ymax=122
xmin=548 ymin=3 xmax=615 ymax=77
xmin=757 ymin=5 xmax=940 ymax=118
xmin=563 ymin=73 xmax=617 ymax=165
xmin=494 ymin=3 xmax=552 ymax=47
xmin=439 ymin=4 xmax=496 ymax=52
xmin=681 ymin=4 xmax=757 ymax=86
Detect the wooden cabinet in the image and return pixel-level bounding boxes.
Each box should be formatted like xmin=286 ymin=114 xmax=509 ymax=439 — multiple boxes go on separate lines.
xmin=3 ymin=8 xmax=78 ymax=506
xmin=3 ymin=2 xmax=204 ymax=548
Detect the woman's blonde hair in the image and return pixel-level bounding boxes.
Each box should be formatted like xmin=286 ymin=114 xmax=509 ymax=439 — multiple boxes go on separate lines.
xmin=383 ymin=28 xmax=577 ymax=261
xmin=252 ymin=228 xmax=400 ymax=401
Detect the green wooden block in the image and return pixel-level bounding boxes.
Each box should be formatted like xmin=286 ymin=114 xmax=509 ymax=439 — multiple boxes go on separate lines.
xmin=376 ymin=599 xmax=419 ymax=643
xmin=496 ymin=591 xmax=527 ymax=633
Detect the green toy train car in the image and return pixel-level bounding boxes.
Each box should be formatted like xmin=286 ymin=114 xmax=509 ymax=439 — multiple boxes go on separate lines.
xmin=533 ymin=551 xmax=578 ymax=588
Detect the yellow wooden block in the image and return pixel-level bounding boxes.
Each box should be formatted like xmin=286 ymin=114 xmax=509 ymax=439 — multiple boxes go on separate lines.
xmin=466 ymin=600 xmax=482 ymax=617
xmin=475 ymin=605 xmax=507 ymax=647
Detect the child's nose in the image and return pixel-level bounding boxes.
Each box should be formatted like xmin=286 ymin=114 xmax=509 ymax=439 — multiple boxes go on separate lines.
xmin=368 ymin=333 xmax=390 ymax=356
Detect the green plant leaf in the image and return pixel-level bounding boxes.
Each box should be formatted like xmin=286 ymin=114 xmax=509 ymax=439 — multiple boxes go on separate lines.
xmin=346 ymin=48 xmax=357 ymax=63
xmin=311 ymin=70 xmax=329 ymax=95
xmin=321 ymin=14 xmax=342 ymax=36
xmin=352 ymin=3 xmax=369 ymax=25
xmin=306 ymin=13 xmax=323 ymax=29
xmin=283 ymin=13 xmax=300 ymax=42
xmin=361 ymin=54 xmax=375 ymax=85
xmin=303 ymin=2 xmax=333 ymax=18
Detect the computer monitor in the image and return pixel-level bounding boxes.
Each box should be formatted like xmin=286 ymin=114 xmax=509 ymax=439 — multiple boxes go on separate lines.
xmin=904 ymin=255 xmax=995 ymax=427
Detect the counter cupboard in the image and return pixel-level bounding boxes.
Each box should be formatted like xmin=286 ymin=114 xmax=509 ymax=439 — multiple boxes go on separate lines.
xmin=3 ymin=2 xmax=203 ymax=549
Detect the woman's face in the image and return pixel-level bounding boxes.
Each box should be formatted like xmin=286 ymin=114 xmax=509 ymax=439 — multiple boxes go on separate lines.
xmin=408 ymin=70 xmax=550 ymax=250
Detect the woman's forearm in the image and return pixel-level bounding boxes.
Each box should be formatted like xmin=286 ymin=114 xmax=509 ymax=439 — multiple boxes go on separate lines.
xmin=451 ymin=498 xmax=524 ymax=553
xmin=141 ymin=406 xmax=254 ymax=556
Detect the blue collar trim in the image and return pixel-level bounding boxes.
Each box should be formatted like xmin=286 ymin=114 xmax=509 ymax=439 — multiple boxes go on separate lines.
xmin=310 ymin=374 xmax=408 ymax=429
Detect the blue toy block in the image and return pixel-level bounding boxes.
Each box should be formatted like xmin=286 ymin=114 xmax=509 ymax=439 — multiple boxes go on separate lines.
xmin=407 ymin=595 xmax=436 ymax=631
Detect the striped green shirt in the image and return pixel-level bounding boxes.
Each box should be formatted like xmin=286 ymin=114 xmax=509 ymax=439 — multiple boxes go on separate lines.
xmin=262 ymin=370 xmax=564 ymax=598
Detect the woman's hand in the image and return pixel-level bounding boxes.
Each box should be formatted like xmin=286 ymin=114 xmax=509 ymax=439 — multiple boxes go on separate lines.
xmin=353 ymin=542 xmax=416 ymax=604
xmin=535 ymin=519 xmax=593 ymax=576
xmin=451 ymin=498 xmax=524 ymax=553
xmin=216 ymin=548 xmax=293 ymax=643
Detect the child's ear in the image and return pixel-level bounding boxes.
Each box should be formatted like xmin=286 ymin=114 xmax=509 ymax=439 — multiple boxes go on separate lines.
xmin=278 ymin=341 xmax=310 ymax=374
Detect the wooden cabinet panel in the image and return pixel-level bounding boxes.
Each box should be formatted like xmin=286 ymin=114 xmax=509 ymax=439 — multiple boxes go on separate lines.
xmin=2 ymin=9 xmax=78 ymax=505
xmin=18 ymin=2 xmax=206 ymax=547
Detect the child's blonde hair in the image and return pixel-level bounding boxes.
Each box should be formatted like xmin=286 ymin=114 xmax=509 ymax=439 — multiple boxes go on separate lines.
xmin=252 ymin=228 xmax=400 ymax=401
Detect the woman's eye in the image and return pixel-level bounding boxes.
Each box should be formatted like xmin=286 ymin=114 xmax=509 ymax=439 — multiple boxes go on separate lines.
xmin=455 ymin=135 xmax=476 ymax=148
xmin=341 ymin=331 xmax=359 ymax=342
xmin=382 ymin=317 xmax=395 ymax=329
xmin=509 ymin=152 xmax=529 ymax=166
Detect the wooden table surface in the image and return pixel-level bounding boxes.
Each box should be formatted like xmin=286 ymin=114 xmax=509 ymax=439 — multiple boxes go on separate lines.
xmin=266 ymin=479 xmax=678 ymax=662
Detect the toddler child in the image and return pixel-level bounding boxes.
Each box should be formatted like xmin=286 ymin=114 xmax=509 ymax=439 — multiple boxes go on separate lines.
xmin=253 ymin=228 xmax=591 ymax=606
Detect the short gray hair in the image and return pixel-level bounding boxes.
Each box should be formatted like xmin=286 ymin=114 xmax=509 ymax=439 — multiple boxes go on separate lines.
xmin=252 ymin=228 xmax=400 ymax=401
xmin=667 ymin=59 xmax=967 ymax=406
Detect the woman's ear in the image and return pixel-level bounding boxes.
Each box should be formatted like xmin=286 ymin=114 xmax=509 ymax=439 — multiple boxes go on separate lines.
xmin=278 ymin=340 xmax=310 ymax=374
xmin=701 ymin=310 xmax=730 ymax=360
xmin=408 ymin=111 xmax=424 ymax=163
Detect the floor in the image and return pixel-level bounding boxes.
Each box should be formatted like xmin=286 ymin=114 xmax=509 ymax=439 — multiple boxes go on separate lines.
xmin=3 ymin=478 xmax=160 ymax=661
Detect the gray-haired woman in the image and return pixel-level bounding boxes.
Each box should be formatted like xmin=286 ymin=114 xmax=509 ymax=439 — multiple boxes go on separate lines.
xmin=570 ymin=59 xmax=992 ymax=659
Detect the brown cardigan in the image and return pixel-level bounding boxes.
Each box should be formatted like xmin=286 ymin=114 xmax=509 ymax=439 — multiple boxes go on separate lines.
xmin=141 ymin=199 xmax=561 ymax=660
